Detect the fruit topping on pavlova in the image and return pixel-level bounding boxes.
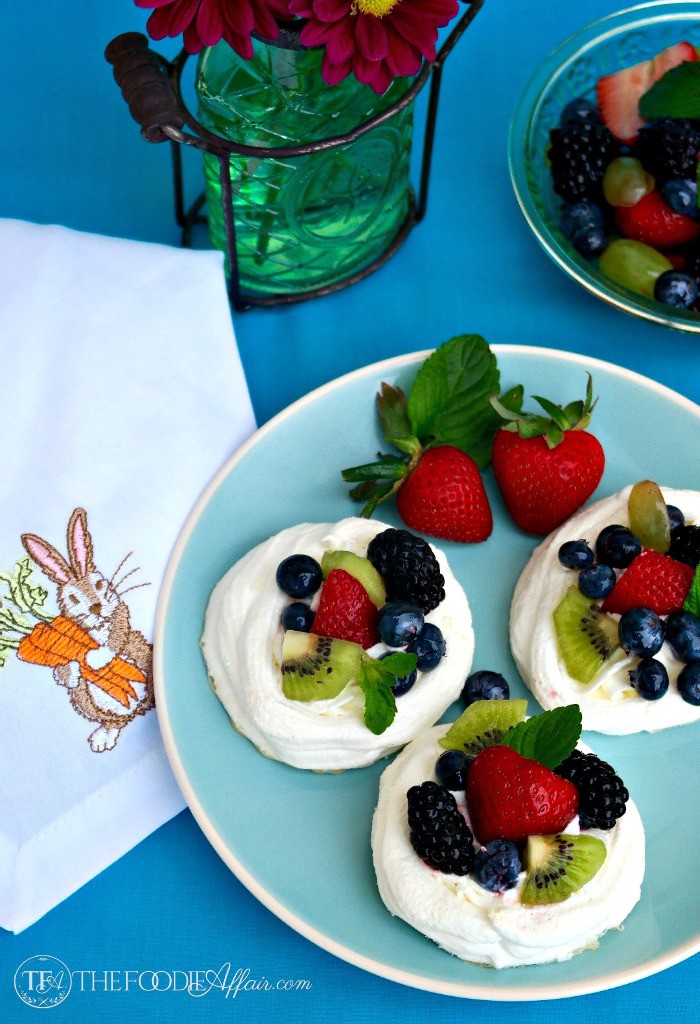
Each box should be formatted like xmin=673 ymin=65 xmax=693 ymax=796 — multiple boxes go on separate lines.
xmin=201 ymin=518 xmax=474 ymax=770
xmin=511 ymin=481 xmax=700 ymax=733
xmin=372 ymin=698 xmax=644 ymax=967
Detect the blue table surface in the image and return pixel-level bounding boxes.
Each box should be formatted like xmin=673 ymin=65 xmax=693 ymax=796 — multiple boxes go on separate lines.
xmin=1 ymin=1 xmax=698 ymax=1020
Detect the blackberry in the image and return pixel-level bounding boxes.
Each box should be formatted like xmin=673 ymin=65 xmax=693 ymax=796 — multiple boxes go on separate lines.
xmin=549 ymin=122 xmax=615 ymax=202
xmin=635 ymin=118 xmax=700 ymax=182
xmin=367 ymin=528 xmax=445 ymax=613
xmin=669 ymin=524 xmax=700 ymax=568
xmin=407 ymin=781 xmax=475 ymax=875
xmin=555 ymin=750 xmax=629 ymax=831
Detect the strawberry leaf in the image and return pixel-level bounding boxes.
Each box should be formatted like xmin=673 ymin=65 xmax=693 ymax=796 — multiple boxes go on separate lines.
xmin=377 ymin=383 xmax=412 ymax=441
xmin=683 ymin=566 xmax=700 ymax=617
xmin=501 ymin=705 xmax=582 ymax=769
xmin=342 ymin=461 xmax=407 ymax=483
xmin=639 ymin=61 xmax=700 ymax=120
xmin=407 ymin=335 xmax=501 ymax=469
xmin=533 ymin=395 xmax=569 ymax=431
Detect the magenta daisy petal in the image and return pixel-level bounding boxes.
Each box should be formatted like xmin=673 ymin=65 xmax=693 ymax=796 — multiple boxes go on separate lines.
xmin=355 ymin=14 xmax=388 ymax=63
xmin=312 ymin=0 xmax=351 ymax=23
xmin=321 ymin=52 xmax=353 ymax=85
xmin=137 ymin=0 xmax=290 ymax=59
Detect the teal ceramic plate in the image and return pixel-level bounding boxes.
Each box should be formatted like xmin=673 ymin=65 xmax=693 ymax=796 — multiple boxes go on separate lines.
xmin=154 ymin=346 xmax=700 ymax=1000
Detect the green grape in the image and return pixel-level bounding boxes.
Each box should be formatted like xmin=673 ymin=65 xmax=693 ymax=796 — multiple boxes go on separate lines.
xmin=599 ymin=239 xmax=672 ymax=298
xmin=628 ymin=480 xmax=671 ymax=553
xmin=603 ymin=157 xmax=655 ymax=208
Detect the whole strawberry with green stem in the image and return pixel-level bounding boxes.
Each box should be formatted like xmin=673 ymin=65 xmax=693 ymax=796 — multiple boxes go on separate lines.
xmin=491 ymin=374 xmax=605 ymax=536
xmin=341 ymin=335 xmax=522 ymax=544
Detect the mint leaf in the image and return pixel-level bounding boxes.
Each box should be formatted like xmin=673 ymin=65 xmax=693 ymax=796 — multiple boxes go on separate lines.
xmin=502 ymin=705 xmax=582 ymax=769
xmin=380 ymin=651 xmax=417 ymax=677
xmin=639 ymin=61 xmax=700 ymax=120
xmin=407 ymin=335 xmax=501 ymax=469
xmin=377 ymin=383 xmax=412 ymax=440
xmin=684 ymin=566 xmax=700 ymax=617
xmin=358 ymin=656 xmax=396 ymax=735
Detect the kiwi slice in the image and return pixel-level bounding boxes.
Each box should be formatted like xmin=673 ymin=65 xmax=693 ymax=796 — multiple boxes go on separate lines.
xmin=628 ymin=479 xmax=671 ymax=553
xmin=553 ymin=586 xmax=619 ymax=685
xmin=439 ymin=699 xmax=528 ymax=756
xmin=281 ymin=630 xmax=361 ymax=701
xmin=321 ymin=550 xmax=386 ymax=608
xmin=521 ymin=833 xmax=606 ymax=905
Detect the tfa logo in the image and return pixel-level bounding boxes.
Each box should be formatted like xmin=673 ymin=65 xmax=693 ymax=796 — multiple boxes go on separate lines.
xmin=14 ymin=956 xmax=72 ymax=1009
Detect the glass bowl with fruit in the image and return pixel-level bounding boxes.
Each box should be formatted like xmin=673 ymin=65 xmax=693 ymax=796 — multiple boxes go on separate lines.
xmin=510 ymin=1 xmax=700 ymax=332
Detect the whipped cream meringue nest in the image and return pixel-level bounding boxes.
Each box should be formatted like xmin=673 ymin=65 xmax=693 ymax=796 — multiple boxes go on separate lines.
xmin=201 ymin=518 xmax=474 ymax=770
xmin=511 ymin=486 xmax=700 ymax=735
xmin=371 ymin=725 xmax=644 ymax=968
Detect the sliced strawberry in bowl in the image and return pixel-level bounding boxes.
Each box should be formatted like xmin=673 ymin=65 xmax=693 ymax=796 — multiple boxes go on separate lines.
xmin=602 ymin=548 xmax=695 ymax=616
xmin=311 ymin=568 xmax=379 ymax=649
xmin=615 ymin=191 xmax=700 ymax=249
xmin=596 ymin=40 xmax=698 ymax=143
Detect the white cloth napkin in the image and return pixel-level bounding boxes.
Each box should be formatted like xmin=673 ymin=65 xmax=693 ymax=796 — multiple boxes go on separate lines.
xmin=0 ymin=219 xmax=256 ymax=933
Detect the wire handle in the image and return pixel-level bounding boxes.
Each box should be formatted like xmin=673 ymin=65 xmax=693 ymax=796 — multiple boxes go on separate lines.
xmin=105 ymin=32 xmax=183 ymax=143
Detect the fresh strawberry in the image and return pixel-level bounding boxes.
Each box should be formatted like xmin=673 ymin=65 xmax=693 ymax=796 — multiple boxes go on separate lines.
xmin=602 ymin=549 xmax=694 ymax=616
xmin=596 ymin=41 xmax=698 ymax=143
xmin=491 ymin=375 xmax=605 ymax=536
xmin=615 ymin=191 xmax=700 ymax=249
xmin=311 ymin=568 xmax=379 ymax=649
xmin=395 ymin=446 xmax=493 ymax=543
xmin=466 ymin=745 xmax=579 ymax=844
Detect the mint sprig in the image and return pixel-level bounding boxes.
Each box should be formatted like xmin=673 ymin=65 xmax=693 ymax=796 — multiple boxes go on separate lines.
xmin=684 ymin=565 xmax=700 ymax=618
xmin=342 ymin=335 xmax=520 ymax=516
xmin=358 ymin=651 xmax=417 ymax=735
xmin=501 ymin=704 xmax=582 ymax=770
xmin=639 ymin=60 xmax=700 ymax=120
xmin=407 ymin=334 xmax=503 ymax=468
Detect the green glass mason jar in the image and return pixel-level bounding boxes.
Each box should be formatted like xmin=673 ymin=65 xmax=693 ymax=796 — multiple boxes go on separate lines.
xmin=195 ymin=29 xmax=415 ymax=296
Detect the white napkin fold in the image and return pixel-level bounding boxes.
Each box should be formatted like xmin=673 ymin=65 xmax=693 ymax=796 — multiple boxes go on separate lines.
xmin=0 ymin=219 xmax=256 ymax=932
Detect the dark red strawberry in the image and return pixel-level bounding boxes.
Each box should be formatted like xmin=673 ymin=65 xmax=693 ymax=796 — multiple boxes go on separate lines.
xmin=596 ymin=41 xmax=698 ymax=143
xmin=466 ymin=745 xmax=579 ymax=844
xmin=615 ymin=191 xmax=700 ymax=249
xmin=311 ymin=568 xmax=379 ymax=649
xmin=491 ymin=375 xmax=604 ymax=536
xmin=602 ymin=549 xmax=694 ymax=616
xmin=396 ymin=446 xmax=493 ymax=543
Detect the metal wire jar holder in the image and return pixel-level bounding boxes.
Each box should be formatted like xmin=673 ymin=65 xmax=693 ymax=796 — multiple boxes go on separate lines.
xmin=106 ymin=1 xmax=485 ymax=312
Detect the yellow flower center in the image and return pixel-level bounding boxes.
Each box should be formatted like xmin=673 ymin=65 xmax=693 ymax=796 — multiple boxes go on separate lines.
xmin=352 ymin=0 xmax=401 ymax=18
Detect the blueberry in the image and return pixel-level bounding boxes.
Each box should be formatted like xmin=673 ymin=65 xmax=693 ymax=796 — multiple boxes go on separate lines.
xmin=407 ymin=623 xmax=446 ymax=671
xmin=629 ymin=658 xmax=669 ymax=700
xmin=281 ymin=602 xmax=315 ymax=632
xmin=618 ymin=607 xmax=665 ymax=658
xmin=461 ymin=670 xmax=510 ymax=706
xmin=558 ymin=539 xmax=595 ymax=569
xmin=578 ymin=563 xmax=616 ymax=599
xmin=572 ymin=225 xmax=608 ymax=260
xmin=560 ymin=200 xmax=604 ymax=240
xmin=654 ymin=270 xmax=698 ymax=309
xmin=391 ymin=669 xmax=418 ymax=697
xmin=435 ymin=749 xmax=471 ymax=790
xmin=376 ymin=601 xmax=424 ymax=648
xmin=474 ymin=840 xmax=522 ymax=893
xmin=595 ymin=525 xmax=642 ymax=568
xmin=666 ymin=611 xmax=700 ymax=663
xmin=667 ymin=505 xmax=685 ymax=533
xmin=661 ymin=178 xmax=699 ymax=218
xmin=276 ymin=554 xmax=323 ymax=599
xmin=677 ymin=662 xmax=700 ymax=706
xmin=560 ymin=97 xmax=601 ymax=127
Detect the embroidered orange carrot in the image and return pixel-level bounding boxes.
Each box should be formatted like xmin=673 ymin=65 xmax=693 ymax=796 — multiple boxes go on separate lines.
xmin=18 ymin=616 xmax=145 ymax=708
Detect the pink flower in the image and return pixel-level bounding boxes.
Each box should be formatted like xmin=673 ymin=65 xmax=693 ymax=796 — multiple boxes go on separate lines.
xmin=135 ymin=0 xmax=292 ymax=58
xmin=289 ymin=0 xmax=459 ymax=93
